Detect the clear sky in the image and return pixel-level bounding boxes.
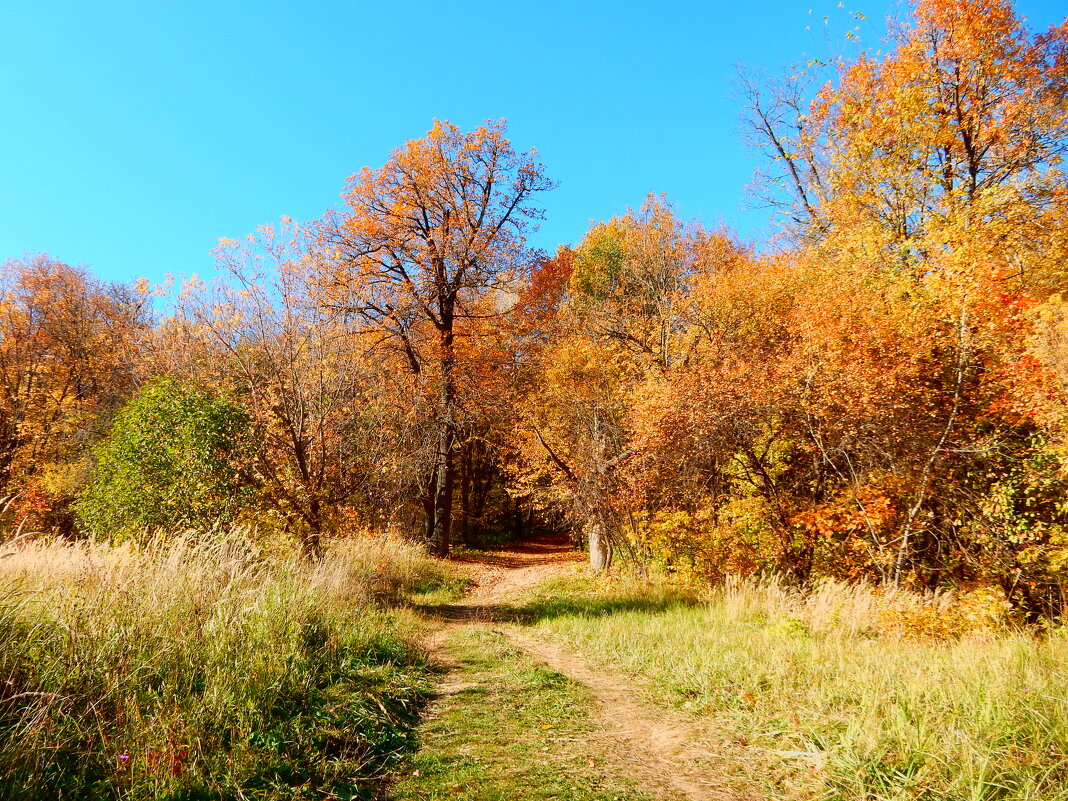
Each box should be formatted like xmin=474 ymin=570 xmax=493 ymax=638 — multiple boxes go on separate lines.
xmin=2 ymin=0 xmax=1064 ymax=286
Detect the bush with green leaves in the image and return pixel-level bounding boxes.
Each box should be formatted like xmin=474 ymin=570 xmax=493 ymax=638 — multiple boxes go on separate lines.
xmin=76 ymin=378 xmax=257 ymax=539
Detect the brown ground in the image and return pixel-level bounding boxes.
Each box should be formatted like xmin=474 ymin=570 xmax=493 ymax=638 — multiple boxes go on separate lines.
xmin=422 ymin=536 xmax=761 ymax=801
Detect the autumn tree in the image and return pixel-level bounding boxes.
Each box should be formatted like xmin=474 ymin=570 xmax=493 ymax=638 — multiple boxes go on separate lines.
xmin=0 ymin=256 xmax=147 ymax=534
xmin=521 ymin=338 xmax=634 ymax=569
xmin=513 ymin=200 xmax=725 ymax=569
xmin=744 ymin=0 xmax=1068 ymax=261
xmin=805 ymin=0 xmax=1068 ymax=589
xmin=174 ymin=220 xmax=428 ymax=558
xmin=733 ymin=0 xmax=1068 ymax=596
xmin=320 ymin=120 xmax=553 ymax=556
xmin=622 ymin=246 xmax=808 ymax=578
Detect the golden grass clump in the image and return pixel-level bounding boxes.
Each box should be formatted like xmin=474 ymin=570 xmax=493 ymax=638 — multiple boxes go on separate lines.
xmin=0 ymin=530 xmax=453 ymax=800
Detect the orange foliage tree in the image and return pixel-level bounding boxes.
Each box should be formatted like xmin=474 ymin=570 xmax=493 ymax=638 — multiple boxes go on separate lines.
xmin=719 ymin=0 xmax=1068 ymax=605
xmin=318 ymin=120 xmax=553 ymax=556
xmin=513 ymin=198 xmax=735 ymax=569
xmin=0 ymin=256 xmax=146 ymax=534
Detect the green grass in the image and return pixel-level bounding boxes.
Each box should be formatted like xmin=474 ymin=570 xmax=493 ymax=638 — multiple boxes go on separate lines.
xmin=390 ymin=626 xmax=656 ymax=801
xmin=0 ymin=532 xmax=458 ymax=800
xmin=517 ymin=573 xmax=1068 ymax=801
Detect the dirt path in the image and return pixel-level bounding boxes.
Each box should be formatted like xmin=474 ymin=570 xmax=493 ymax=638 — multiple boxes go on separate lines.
xmin=420 ymin=538 xmax=756 ymax=801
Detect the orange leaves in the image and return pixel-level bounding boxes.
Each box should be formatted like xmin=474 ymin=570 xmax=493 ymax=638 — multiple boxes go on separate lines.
xmin=803 ymin=0 xmax=1068 ymax=290
xmin=330 ymin=119 xmax=552 ymax=305
xmin=0 ymin=256 xmax=146 ymax=531
xmin=320 ymin=119 xmax=552 ymax=349
xmin=793 ymin=492 xmax=895 ymax=541
xmin=721 ymin=0 xmax=1068 ymax=590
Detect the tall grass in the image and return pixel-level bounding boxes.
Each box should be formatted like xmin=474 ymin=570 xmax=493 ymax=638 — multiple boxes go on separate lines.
xmin=528 ymin=574 xmax=1068 ymax=800
xmin=0 ymin=531 xmax=453 ymax=800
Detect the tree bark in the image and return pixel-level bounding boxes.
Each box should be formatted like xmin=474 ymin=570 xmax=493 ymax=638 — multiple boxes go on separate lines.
xmin=459 ymin=444 xmax=471 ymax=546
xmin=429 ymin=424 xmax=454 ymax=556
xmin=428 ymin=304 xmax=456 ymax=557
xmin=587 ymin=517 xmax=612 ymax=571
xmin=512 ymin=496 xmax=523 ymax=540
xmin=302 ymin=498 xmax=324 ymax=561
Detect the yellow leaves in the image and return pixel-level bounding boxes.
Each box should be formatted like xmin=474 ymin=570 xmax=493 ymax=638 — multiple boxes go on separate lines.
xmin=875 ymin=583 xmax=1011 ymax=640
xmin=802 ymin=0 xmax=1068 ymax=278
xmin=632 ymin=500 xmax=779 ymax=581
xmin=179 ymin=274 xmax=203 ymax=298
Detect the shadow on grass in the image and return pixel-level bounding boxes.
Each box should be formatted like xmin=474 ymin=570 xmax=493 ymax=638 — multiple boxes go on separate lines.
xmin=416 ymin=593 xmax=698 ymax=625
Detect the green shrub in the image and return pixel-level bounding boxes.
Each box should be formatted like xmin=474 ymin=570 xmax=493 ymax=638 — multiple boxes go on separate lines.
xmin=76 ymin=378 xmax=256 ymax=540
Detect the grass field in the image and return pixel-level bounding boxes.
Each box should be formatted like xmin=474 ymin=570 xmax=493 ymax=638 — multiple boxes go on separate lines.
xmin=5 ymin=532 xmax=1067 ymax=801
xmin=520 ymin=573 xmax=1068 ymax=801
xmin=0 ymin=532 xmax=459 ymax=801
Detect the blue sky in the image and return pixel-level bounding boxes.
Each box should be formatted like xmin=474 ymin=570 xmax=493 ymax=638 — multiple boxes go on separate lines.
xmin=1 ymin=0 xmax=1064 ymax=285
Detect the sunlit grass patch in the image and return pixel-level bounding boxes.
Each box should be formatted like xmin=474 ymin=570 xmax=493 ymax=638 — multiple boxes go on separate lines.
xmin=507 ymin=569 xmax=699 ymax=623
xmin=526 ymin=574 xmax=1068 ymax=800
xmin=391 ymin=626 xmax=653 ymax=801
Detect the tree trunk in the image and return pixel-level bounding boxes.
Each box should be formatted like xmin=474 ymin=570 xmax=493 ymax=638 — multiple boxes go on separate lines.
xmin=428 ymin=306 xmax=456 ymax=557
xmin=587 ymin=517 xmax=612 ymax=571
xmin=459 ymin=443 xmax=472 ymax=546
xmin=302 ymin=499 xmax=324 ymax=561
xmin=422 ymin=483 xmax=436 ymax=544
xmin=429 ymin=425 xmax=454 ymax=556
xmin=512 ymin=496 xmax=523 ymax=540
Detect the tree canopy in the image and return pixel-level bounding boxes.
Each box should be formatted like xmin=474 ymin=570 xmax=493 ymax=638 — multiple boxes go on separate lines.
xmin=3 ymin=0 xmax=1068 ymax=617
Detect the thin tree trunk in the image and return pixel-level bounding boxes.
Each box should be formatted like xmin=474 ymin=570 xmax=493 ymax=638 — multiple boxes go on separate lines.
xmin=459 ymin=444 xmax=471 ymax=546
xmin=512 ymin=497 xmax=521 ymax=540
xmin=894 ymin=305 xmax=970 ymax=586
xmin=422 ymin=466 xmax=437 ymax=543
xmin=587 ymin=517 xmax=612 ymax=571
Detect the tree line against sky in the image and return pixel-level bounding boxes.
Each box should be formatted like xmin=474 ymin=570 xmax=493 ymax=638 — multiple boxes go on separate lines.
xmin=2 ymin=0 xmax=1067 ymax=617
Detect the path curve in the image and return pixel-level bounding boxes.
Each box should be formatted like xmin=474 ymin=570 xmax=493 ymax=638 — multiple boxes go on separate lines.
xmin=426 ymin=538 xmax=757 ymax=801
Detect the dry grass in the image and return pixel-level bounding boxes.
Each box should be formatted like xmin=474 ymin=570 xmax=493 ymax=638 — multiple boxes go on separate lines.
xmin=0 ymin=530 xmax=456 ymax=800
xmin=523 ymin=573 xmax=1068 ymax=800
